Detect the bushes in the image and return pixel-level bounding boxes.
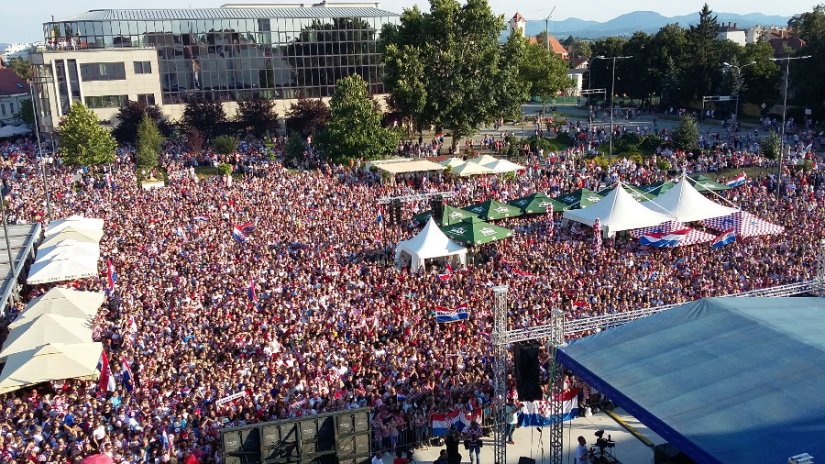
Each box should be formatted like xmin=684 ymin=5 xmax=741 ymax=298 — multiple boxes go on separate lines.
xmin=213 ymin=135 xmax=238 ymax=155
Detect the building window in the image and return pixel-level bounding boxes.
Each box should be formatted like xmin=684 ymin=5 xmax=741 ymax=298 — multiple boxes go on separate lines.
xmin=80 ymin=62 xmax=126 ymax=81
xmin=1 ymin=104 xmax=6 ymax=116
xmin=133 ymin=61 xmax=152 ymax=74
xmin=84 ymin=95 xmax=128 ymax=108
xmin=137 ymin=94 xmax=156 ymax=105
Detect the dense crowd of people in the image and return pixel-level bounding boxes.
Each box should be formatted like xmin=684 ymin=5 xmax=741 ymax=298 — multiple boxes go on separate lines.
xmin=0 ymin=127 xmax=822 ymax=464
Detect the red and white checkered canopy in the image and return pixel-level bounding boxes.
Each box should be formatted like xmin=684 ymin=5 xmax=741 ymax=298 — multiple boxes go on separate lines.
xmin=701 ymin=211 xmax=784 ymax=238
xmin=629 ymin=221 xmax=716 ymax=246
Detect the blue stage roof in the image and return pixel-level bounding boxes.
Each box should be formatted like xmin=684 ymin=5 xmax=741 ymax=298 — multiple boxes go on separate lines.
xmin=558 ymin=297 xmax=825 ymax=464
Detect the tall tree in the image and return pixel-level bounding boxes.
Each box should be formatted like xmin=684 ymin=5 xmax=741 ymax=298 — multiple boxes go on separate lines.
xmin=58 ymin=102 xmax=117 ymax=166
xmin=7 ymin=57 xmax=31 ymax=80
xmin=182 ymin=97 xmax=226 ymax=139
xmin=113 ymin=100 xmax=171 ymax=146
xmin=651 ymin=24 xmax=689 ymax=105
xmin=285 ymin=95 xmax=330 ymax=138
xmin=235 ymin=96 xmax=279 ymax=138
xmin=514 ymin=37 xmax=569 ymax=109
xmin=494 ymin=34 xmax=531 ymax=120
xmin=315 ymin=74 xmax=400 ymax=163
xmin=672 ymin=115 xmax=700 ymax=153
xmin=684 ymin=4 xmax=722 ymax=102
xmin=382 ymin=43 xmax=428 ymax=134
xmin=17 ymin=100 xmax=34 ymax=125
xmin=136 ymin=115 xmax=163 ymax=171
xmin=788 ymin=5 xmax=825 ymax=118
xmin=588 ymin=37 xmax=628 ymax=101
xmin=382 ymin=0 xmax=526 ymax=151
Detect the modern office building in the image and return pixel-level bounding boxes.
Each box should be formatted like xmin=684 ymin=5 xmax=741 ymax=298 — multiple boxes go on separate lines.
xmin=30 ymin=3 xmax=398 ymax=132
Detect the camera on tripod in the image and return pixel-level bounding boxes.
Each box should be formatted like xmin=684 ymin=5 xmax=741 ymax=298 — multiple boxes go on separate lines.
xmin=594 ymin=430 xmax=615 ymax=451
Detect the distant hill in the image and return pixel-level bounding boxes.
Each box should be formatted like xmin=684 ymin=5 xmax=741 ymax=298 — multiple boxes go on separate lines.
xmin=0 ymin=43 xmax=9 ymax=53
xmin=523 ymin=11 xmax=791 ymax=39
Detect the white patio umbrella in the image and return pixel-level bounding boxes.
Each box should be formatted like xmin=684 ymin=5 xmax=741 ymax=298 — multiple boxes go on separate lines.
xmin=27 ymin=256 xmax=99 ymax=285
xmin=0 ymin=343 xmax=102 ymax=394
xmin=43 ymin=225 xmax=103 ymax=242
xmin=40 ymin=231 xmax=101 ymax=249
xmin=36 ymin=241 xmax=101 ymax=263
xmin=45 ymin=216 xmax=104 ymax=238
xmin=439 ymin=157 xmax=466 ymax=168
xmin=26 ymin=287 xmax=105 ymax=313
xmin=450 ymin=162 xmax=494 ymax=177
xmin=0 ymin=313 xmax=93 ymax=360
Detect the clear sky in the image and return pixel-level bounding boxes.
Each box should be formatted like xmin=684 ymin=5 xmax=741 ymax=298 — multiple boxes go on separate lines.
xmin=1 ymin=0 xmax=817 ymax=43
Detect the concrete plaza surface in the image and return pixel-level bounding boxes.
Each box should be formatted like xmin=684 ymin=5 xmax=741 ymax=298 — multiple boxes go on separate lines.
xmin=392 ymin=409 xmax=667 ymax=464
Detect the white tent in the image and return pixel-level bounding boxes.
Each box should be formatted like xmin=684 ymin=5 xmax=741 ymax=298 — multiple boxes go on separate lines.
xmin=483 ymin=158 xmax=526 ymax=174
xmin=467 ymin=154 xmax=499 ymax=165
xmin=563 ymin=182 xmax=671 ymax=237
xmin=0 ymin=343 xmax=102 ymax=394
xmin=450 ymin=162 xmax=494 ymax=177
xmin=27 ymin=255 xmax=99 ymax=285
xmin=40 ymin=230 xmax=100 ymax=249
xmin=36 ymin=241 xmax=101 ymax=263
xmin=0 ymin=313 xmax=92 ymax=360
xmin=439 ymin=157 xmax=466 ymax=168
xmin=395 ymin=217 xmax=467 ymax=272
xmin=27 ymin=287 xmax=105 ymax=313
xmin=642 ymin=177 xmax=739 ymax=222
xmin=42 ymin=225 xmax=104 ymax=242
xmin=45 ymin=215 xmax=104 ymax=238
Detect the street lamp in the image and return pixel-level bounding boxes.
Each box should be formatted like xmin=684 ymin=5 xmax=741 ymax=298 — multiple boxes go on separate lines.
xmin=722 ymin=60 xmax=756 ymax=133
xmin=543 ymin=7 xmax=556 ymax=55
xmin=593 ymin=55 xmax=632 ymax=157
xmin=769 ymin=55 xmax=812 ymax=197
xmin=28 ymin=68 xmax=54 ymax=221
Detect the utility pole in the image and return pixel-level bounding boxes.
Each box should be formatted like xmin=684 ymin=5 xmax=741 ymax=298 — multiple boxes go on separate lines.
xmin=594 ymin=55 xmax=632 ymax=157
xmin=722 ymin=60 xmax=756 ymax=136
xmin=770 ymin=55 xmax=811 ymax=197
xmin=543 ymin=7 xmax=556 ymax=54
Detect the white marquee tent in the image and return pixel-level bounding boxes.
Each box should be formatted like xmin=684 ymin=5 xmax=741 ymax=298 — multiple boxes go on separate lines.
xmin=642 ymin=177 xmax=739 ymax=223
xmin=0 ymin=342 xmax=102 ymax=394
xmin=483 ymin=158 xmax=525 ymax=173
xmin=395 ymin=217 xmax=467 ymax=272
xmin=563 ymin=182 xmax=671 ymax=237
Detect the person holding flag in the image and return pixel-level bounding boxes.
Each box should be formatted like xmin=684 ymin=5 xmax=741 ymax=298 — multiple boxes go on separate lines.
xmin=593 ymin=218 xmax=602 ymax=252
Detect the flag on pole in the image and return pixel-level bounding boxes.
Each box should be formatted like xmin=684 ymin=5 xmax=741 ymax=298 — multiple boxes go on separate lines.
xmin=593 ymin=218 xmax=602 ymax=252
xmin=106 ymin=259 xmax=117 ymax=295
xmin=120 ymin=356 xmax=134 ymax=393
xmin=437 ymin=264 xmax=453 ymax=281
xmin=97 ymin=351 xmax=116 ymax=393
xmin=711 ymin=229 xmax=736 ymax=249
xmin=247 ymin=277 xmax=257 ymax=302
xmin=725 ymin=172 xmax=747 ymax=188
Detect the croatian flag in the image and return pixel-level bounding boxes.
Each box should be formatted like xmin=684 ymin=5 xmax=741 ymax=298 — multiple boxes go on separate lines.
xmin=726 ymin=172 xmax=747 ymax=188
xmin=106 ymin=259 xmax=118 ymax=294
xmin=232 ymin=220 xmax=256 ymax=243
xmin=519 ymin=388 xmax=579 ymax=426
xmin=247 ymin=277 xmax=257 ymax=302
xmin=431 ymin=410 xmax=480 ymax=436
xmin=437 ymin=264 xmax=453 ymax=281
xmin=639 ymin=229 xmax=690 ymax=248
xmin=97 ymin=351 xmax=116 ymax=393
xmin=120 ymin=356 xmax=134 ymax=393
xmin=435 ymin=304 xmax=469 ymax=323
xmin=711 ymin=229 xmax=736 ymax=249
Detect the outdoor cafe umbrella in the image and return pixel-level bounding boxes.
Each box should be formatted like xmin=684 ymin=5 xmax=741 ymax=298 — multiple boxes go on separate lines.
xmin=687 ymin=174 xmax=731 ymax=192
xmin=440 ymin=217 xmax=513 ymax=246
xmin=0 ymin=342 xmax=102 ymax=395
xmin=40 ymin=230 xmax=101 ymax=249
xmin=414 ymin=204 xmax=478 ymax=225
xmin=35 ymin=241 xmax=101 ymax=263
xmin=636 ymin=181 xmax=676 ymax=198
xmin=508 ymin=192 xmax=566 ymax=214
xmin=0 ymin=313 xmax=92 ymax=360
xmin=463 ymin=199 xmax=523 ymax=221
xmin=45 ymin=215 xmax=104 ymax=238
xmin=598 ymin=183 xmax=656 ymax=202
xmin=27 ymin=255 xmax=99 ymax=285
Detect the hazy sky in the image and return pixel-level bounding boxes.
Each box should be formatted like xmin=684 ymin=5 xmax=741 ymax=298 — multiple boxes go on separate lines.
xmin=2 ymin=0 xmax=817 ymax=43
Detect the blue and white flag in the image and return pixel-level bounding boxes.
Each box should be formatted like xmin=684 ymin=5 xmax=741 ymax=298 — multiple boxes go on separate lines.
xmin=711 ymin=229 xmax=736 ymax=249
xmin=725 ymin=172 xmax=747 ymax=188
xmin=435 ymin=304 xmax=469 ymax=323
xmin=519 ymin=389 xmax=579 ymax=426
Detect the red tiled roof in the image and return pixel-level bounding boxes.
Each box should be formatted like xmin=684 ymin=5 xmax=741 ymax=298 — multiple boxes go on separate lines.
xmin=511 ymin=12 xmax=526 ymax=22
xmin=0 ymin=69 xmax=29 ymax=96
xmin=548 ymin=36 xmax=568 ymax=57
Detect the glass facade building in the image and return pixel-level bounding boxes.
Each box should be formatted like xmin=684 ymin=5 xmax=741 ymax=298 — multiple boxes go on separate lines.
xmin=42 ymin=6 xmax=399 ymax=104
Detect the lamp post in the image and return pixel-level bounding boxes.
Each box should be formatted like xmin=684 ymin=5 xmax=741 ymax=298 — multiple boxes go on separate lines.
xmin=543 ymin=7 xmax=556 ymax=54
xmin=722 ymin=60 xmax=756 ymax=134
xmin=769 ymin=55 xmax=811 ymax=197
xmin=28 ymin=68 xmax=54 ymax=221
xmin=594 ymin=55 xmax=632 ymax=157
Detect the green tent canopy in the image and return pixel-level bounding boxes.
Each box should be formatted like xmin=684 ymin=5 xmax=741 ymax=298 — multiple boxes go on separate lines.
xmin=597 ymin=184 xmax=656 ymax=202
xmin=637 ymin=181 xmax=677 ymax=198
xmin=440 ymin=217 xmax=513 ymax=245
xmin=688 ymin=174 xmax=731 ymax=192
xmin=509 ymin=192 xmax=565 ymax=214
xmin=553 ymin=188 xmax=605 ymax=210
xmin=413 ymin=204 xmax=478 ymax=225
xmin=463 ymin=199 xmax=523 ymax=220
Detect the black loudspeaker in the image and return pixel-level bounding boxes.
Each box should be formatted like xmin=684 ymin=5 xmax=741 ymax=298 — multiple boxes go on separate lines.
xmin=430 ymin=195 xmax=444 ymax=223
xmin=518 ymin=457 xmax=537 ymax=464
xmin=261 ymin=422 xmax=300 ymax=463
xmin=514 ymin=343 xmax=543 ymax=401
xmin=390 ymin=199 xmax=402 ymax=225
xmin=223 ymin=428 xmax=261 ymax=464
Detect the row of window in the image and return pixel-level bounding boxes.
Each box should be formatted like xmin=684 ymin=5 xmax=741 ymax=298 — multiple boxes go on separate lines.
xmin=84 ymin=93 xmax=155 ymax=108
xmin=0 ymin=101 xmax=19 ymax=117
xmin=78 ymin=61 xmax=153 ymax=81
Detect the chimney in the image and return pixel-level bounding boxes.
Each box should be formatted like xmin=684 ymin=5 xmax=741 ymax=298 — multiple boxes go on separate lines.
xmin=733 ymin=23 xmax=737 ymax=29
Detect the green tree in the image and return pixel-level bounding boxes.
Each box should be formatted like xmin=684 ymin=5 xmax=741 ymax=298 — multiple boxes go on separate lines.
xmin=382 ymin=0 xmax=526 ymax=151
xmin=739 ymin=41 xmax=781 ymax=108
xmin=383 ymin=43 xmax=428 ymax=134
xmin=17 ymin=100 xmax=34 ymax=125
xmin=286 ymin=95 xmax=330 ymax=137
xmin=7 ymin=57 xmax=31 ymax=80
xmin=284 ymin=131 xmax=307 ymax=167
xmin=652 ymin=24 xmax=689 ymax=106
xmin=213 ymin=135 xmax=238 ymax=155
xmin=113 ymin=100 xmax=171 ymax=146
xmin=316 ymin=74 xmax=400 ymax=163
xmin=182 ymin=97 xmax=226 ymax=139
xmin=672 ymin=115 xmax=700 ymax=153
xmin=235 ymin=96 xmax=279 ymax=138
xmin=588 ymin=37 xmax=628 ymax=101
xmin=788 ymin=5 xmax=825 ymax=118
xmin=515 ymin=38 xmax=569 ymax=109
xmin=58 ymin=102 xmax=117 ymax=166
xmin=136 ymin=115 xmax=163 ymax=171
xmin=761 ymin=131 xmax=781 ymax=159
xmin=684 ymin=4 xmax=722 ymax=102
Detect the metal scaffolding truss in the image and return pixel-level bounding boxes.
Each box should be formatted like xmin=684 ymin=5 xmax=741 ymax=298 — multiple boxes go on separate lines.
xmin=376 ymin=191 xmax=455 ymax=204
xmin=491 ymin=286 xmax=566 ymax=464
